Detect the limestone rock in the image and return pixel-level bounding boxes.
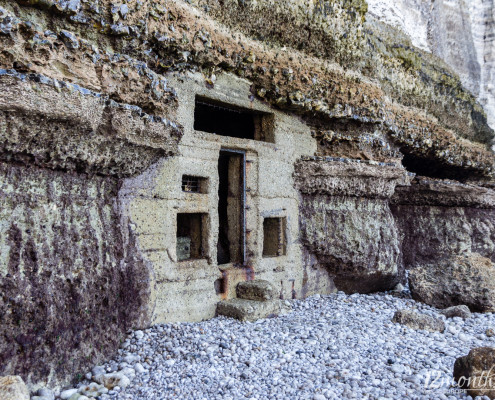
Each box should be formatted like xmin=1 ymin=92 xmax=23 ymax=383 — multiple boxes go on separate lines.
xmin=236 ymin=280 xmax=275 ymax=301
xmin=78 ymin=382 xmax=108 ymax=397
xmin=367 ymin=0 xmax=495 ymax=138
xmin=69 ymin=394 xmax=87 ymax=400
xmin=392 ymin=177 xmax=495 ymax=209
xmin=392 ymin=309 xmax=445 ymax=332
xmin=392 ymin=179 xmax=495 ymax=269
xmin=0 ymin=376 xmax=29 ymax=400
xmin=31 ymin=388 xmax=55 ymax=400
xmin=36 ymin=388 xmax=54 ymax=400
xmin=409 ymin=253 xmax=495 ymax=312
xmin=0 ymin=0 xmax=494 ymax=391
xmin=392 ymin=283 xmax=405 ymax=293
xmin=95 ymin=372 xmax=131 ymax=390
xmin=294 ymin=160 xmax=410 ymax=199
xmin=0 ymin=162 xmax=151 ymax=390
xmin=454 ymin=347 xmax=495 ymax=398
xmin=60 ymin=388 xmax=78 ymax=400
xmin=299 ymin=194 xmax=403 ymax=293
xmin=0 ymin=74 xmax=180 ymax=178
xmin=119 ymin=367 xmax=136 ymax=379
xmin=216 ymin=299 xmax=291 ymax=322
xmin=440 ymin=305 xmax=472 ymax=319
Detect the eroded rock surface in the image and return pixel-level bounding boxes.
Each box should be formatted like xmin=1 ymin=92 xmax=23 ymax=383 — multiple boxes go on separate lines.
xmin=440 ymin=305 xmax=472 ymax=319
xmin=368 ymin=0 xmax=495 ymax=141
xmin=295 ymin=158 xmax=408 ymax=293
xmin=391 ymin=309 xmax=445 ymax=333
xmin=0 ymin=376 xmax=30 ymax=400
xmin=392 ymin=177 xmax=495 ymax=268
xmin=300 ymin=195 xmax=402 ymax=293
xmin=454 ymin=347 xmax=495 ymax=399
xmin=409 ymin=253 xmax=495 ymax=312
xmin=236 ymin=280 xmax=275 ymax=301
xmin=0 ymin=0 xmax=493 ymax=392
xmin=216 ymin=299 xmax=291 ymax=322
xmin=0 ymin=163 xmax=151 ymax=388
xmin=0 ymin=0 xmax=492 ymax=179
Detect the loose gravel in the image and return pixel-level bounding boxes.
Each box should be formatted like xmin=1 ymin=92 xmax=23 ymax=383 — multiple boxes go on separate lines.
xmin=61 ymin=291 xmax=495 ymax=400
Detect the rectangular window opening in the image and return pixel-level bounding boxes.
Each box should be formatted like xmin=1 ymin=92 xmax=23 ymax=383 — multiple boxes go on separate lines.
xmin=194 ymin=96 xmax=274 ymax=142
xmin=177 ymin=213 xmax=208 ymax=261
xmin=182 ymin=175 xmax=208 ymax=194
xmin=263 ymin=217 xmax=287 ymax=258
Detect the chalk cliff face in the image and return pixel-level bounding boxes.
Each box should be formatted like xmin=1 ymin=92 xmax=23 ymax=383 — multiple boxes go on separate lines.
xmin=368 ymin=0 xmax=495 ymax=146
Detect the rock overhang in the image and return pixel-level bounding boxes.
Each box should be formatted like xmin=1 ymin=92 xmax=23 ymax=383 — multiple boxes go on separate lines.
xmin=0 ymin=0 xmax=493 ymax=181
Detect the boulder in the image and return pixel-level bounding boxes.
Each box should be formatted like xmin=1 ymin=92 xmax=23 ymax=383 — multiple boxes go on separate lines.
xmin=216 ymin=299 xmax=291 ymax=322
xmin=236 ymin=280 xmax=275 ymax=301
xmin=392 ymin=309 xmax=445 ymax=332
xmin=299 ymin=195 xmax=404 ymax=293
xmin=440 ymin=305 xmax=472 ymax=319
xmin=0 ymin=376 xmax=30 ymax=400
xmin=409 ymin=253 xmax=495 ymax=312
xmin=454 ymin=347 xmax=495 ymax=398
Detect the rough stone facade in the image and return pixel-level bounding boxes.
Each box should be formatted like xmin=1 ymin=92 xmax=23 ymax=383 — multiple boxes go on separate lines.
xmin=392 ymin=178 xmax=495 ymax=268
xmin=295 ymin=159 xmax=410 ymax=293
xmin=0 ymin=163 xmax=151 ymax=388
xmin=0 ymin=0 xmax=493 ymax=392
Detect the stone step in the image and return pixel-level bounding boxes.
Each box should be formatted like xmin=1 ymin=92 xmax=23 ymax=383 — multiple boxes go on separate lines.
xmin=216 ymin=298 xmax=291 ymax=322
xmin=236 ymin=279 xmax=276 ymax=301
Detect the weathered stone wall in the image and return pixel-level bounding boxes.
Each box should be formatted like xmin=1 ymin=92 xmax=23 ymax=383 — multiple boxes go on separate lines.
xmin=392 ymin=178 xmax=495 ymax=269
xmin=0 ymin=162 xmax=151 ymax=390
xmin=117 ymin=72 xmax=336 ymax=324
xmin=294 ymin=158 xmax=410 ymax=293
xmin=299 ymin=195 xmax=403 ymax=293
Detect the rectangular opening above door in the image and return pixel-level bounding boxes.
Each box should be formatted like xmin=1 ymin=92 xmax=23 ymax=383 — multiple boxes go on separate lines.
xmin=194 ymin=96 xmax=274 ymax=142
xmin=217 ymin=149 xmax=246 ymax=265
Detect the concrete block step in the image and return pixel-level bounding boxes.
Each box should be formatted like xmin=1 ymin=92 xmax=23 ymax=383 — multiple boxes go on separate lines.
xmin=216 ymin=298 xmax=291 ymax=322
xmin=236 ymin=279 xmax=276 ymax=301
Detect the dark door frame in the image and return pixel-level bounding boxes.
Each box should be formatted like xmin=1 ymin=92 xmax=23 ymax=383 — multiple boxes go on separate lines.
xmin=218 ymin=148 xmax=246 ymax=265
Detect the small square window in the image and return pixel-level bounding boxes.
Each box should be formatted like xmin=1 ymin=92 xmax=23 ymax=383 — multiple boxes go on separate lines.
xmin=263 ymin=217 xmax=287 ymax=257
xmin=177 ymin=213 xmax=207 ymax=261
xmin=182 ymin=175 xmax=208 ymax=194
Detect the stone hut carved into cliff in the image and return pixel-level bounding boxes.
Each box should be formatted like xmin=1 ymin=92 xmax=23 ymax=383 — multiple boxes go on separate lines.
xmin=0 ymin=0 xmax=494 ymax=390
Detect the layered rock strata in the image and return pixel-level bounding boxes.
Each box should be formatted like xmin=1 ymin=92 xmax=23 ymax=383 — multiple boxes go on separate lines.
xmin=0 ymin=0 xmax=493 ymax=178
xmin=392 ymin=177 xmax=495 ymax=268
xmin=368 ymin=0 xmax=495 ymax=143
xmin=0 ymin=0 xmax=493 ymax=392
xmin=0 ymin=162 xmax=151 ymax=388
xmin=295 ymin=157 xmax=411 ymax=293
